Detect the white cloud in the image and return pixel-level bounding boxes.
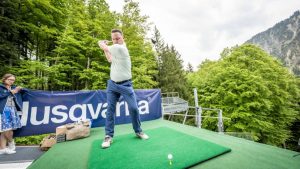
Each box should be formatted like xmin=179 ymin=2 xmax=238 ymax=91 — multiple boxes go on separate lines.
xmin=106 ymin=0 xmax=300 ymax=70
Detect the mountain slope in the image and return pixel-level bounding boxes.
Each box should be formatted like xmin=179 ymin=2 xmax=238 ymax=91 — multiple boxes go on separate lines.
xmin=246 ymin=11 xmax=300 ymax=75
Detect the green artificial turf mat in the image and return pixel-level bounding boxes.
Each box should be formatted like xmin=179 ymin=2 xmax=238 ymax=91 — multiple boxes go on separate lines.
xmin=88 ymin=127 xmax=231 ymax=169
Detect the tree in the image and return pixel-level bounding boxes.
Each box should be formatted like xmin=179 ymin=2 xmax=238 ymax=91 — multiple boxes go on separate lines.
xmin=186 ymin=62 xmax=194 ymax=73
xmin=1 ymin=0 xmax=161 ymax=91
xmin=1 ymin=0 xmax=67 ymax=90
xmin=188 ymin=44 xmax=299 ymax=147
xmin=159 ymin=45 xmax=189 ymax=99
xmin=76 ymin=0 xmax=117 ymax=90
xmin=49 ymin=0 xmax=89 ymax=90
xmin=152 ymin=27 xmax=190 ymax=99
xmin=0 ymin=0 xmax=21 ymax=71
xmin=118 ymin=0 xmax=158 ymax=89
xmin=286 ymin=77 xmax=300 ymax=150
xmin=49 ymin=0 xmax=116 ymax=90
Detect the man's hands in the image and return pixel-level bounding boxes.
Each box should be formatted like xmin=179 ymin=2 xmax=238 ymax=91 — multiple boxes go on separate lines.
xmin=98 ymin=40 xmax=109 ymax=52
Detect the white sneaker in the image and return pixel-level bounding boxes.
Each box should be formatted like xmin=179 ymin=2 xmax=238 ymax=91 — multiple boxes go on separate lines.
xmin=136 ymin=132 xmax=149 ymax=140
xmin=8 ymin=140 xmax=16 ymax=151
xmin=0 ymin=148 xmax=16 ymax=155
xmin=5 ymin=148 xmax=16 ymax=154
xmin=101 ymin=136 xmax=113 ymax=149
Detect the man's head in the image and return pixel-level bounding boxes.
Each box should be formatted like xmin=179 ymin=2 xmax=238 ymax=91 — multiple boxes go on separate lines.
xmin=111 ymin=29 xmax=124 ymax=45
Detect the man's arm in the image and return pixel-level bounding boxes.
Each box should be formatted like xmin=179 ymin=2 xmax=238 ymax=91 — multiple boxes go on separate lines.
xmin=98 ymin=41 xmax=112 ymax=63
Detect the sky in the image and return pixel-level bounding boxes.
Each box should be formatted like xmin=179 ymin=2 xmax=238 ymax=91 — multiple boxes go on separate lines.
xmin=106 ymin=0 xmax=300 ymax=70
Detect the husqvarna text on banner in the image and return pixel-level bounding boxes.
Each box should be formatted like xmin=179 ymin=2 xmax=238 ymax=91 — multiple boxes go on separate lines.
xmin=14 ymin=89 xmax=162 ymax=137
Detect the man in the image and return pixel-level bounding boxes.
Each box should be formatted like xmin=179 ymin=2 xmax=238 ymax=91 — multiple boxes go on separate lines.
xmin=98 ymin=29 xmax=149 ymax=148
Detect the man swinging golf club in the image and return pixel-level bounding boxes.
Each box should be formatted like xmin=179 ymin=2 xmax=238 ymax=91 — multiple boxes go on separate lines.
xmin=98 ymin=29 xmax=149 ymax=148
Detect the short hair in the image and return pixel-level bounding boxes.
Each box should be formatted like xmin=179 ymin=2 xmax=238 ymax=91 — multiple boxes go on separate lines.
xmin=111 ymin=29 xmax=123 ymax=35
xmin=2 ymin=73 xmax=15 ymax=83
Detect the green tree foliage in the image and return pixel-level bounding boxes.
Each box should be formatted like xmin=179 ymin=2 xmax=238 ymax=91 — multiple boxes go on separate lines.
xmin=152 ymin=27 xmax=189 ymax=99
xmin=10 ymin=60 xmax=49 ymax=89
xmin=1 ymin=0 xmax=159 ymax=91
xmin=79 ymin=0 xmax=117 ymax=90
xmin=152 ymin=26 xmax=165 ymax=81
xmin=119 ymin=0 xmax=158 ymax=89
xmin=50 ymin=0 xmax=115 ymax=90
xmin=0 ymin=0 xmax=64 ymax=77
xmin=188 ymin=44 xmax=299 ymax=146
xmin=186 ymin=62 xmax=194 ymax=73
xmin=286 ymin=77 xmax=300 ymax=150
xmin=15 ymin=134 xmax=48 ymax=145
xmin=0 ymin=0 xmax=21 ymax=71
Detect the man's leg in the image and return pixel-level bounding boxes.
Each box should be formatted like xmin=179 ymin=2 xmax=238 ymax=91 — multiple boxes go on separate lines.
xmin=117 ymin=81 xmax=143 ymax=134
xmin=115 ymin=80 xmax=149 ymax=139
xmin=123 ymin=91 xmax=142 ymax=134
xmin=102 ymin=81 xmax=120 ymax=148
xmin=105 ymin=81 xmax=120 ymax=137
xmin=122 ymin=85 xmax=149 ymax=140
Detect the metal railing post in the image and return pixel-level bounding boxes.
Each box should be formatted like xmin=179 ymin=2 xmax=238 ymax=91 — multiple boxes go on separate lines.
xmin=198 ymin=106 xmax=202 ymax=128
xmin=218 ymin=109 xmax=224 ymax=133
xmin=194 ymin=88 xmax=201 ymax=128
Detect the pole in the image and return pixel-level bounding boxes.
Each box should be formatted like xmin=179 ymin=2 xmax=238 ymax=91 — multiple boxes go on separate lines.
xmin=218 ymin=110 xmax=224 ymax=133
xmin=194 ymin=88 xmax=201 ymax=128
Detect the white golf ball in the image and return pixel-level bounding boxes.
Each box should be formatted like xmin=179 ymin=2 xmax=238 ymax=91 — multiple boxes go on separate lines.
xmin=168 ymin=154 xmax=173 ymax=160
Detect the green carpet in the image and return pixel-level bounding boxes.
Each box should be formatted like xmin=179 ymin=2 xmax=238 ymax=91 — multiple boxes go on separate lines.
xmin=27 ymin=119 xmax=299 ymax=169
xmin=88 ymin=127 xmax=231 ymax=169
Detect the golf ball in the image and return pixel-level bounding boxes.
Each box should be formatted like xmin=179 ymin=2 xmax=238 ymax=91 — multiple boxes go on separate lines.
xmin=168 ymin=154 xmax=173 ymax=160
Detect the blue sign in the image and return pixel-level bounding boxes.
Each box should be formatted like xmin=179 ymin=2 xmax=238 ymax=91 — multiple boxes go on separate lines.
xmin=14 ymin=89 xmax=162 ymax=137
